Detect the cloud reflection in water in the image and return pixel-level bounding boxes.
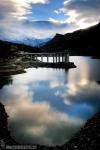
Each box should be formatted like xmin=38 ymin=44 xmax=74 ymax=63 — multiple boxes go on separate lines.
xmin=0 ymin=57 xmax=100 ymax=145
xmin=0 ymin=81 xmax=82 ymax=145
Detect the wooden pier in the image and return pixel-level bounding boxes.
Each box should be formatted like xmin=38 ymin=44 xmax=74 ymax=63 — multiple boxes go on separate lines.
xmin=20 ymin=51 xmax=76 ymax=69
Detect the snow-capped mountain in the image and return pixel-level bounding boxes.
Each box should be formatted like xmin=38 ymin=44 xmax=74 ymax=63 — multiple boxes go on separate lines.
xmin=18 ymin=37 xmax=52 ymax=47
xmin=0 ymin=36 xmax=53 ymax=47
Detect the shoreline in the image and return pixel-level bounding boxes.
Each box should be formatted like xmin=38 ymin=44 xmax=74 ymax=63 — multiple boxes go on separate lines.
xmin=0 ymin=57 xmax=76 ymax=77
xmin=0 ymin=102 xmax=17 ymax=146
xmin=0 ymin=102 xmax=100 ymax=149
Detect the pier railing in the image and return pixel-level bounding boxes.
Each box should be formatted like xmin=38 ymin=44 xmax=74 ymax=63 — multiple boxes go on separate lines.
xmin=20 ymin=52 xmax=69 ymax=64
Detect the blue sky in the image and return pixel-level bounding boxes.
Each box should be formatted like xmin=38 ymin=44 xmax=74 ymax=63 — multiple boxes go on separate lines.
xmin=0 ymin=0 xmax=100 ymax=39
xmin=30 ymin=0 xmax=65 ymax=20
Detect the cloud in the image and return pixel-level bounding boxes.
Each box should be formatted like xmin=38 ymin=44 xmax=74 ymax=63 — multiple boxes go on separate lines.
xmin=0 ymin=19 xmax=77 ymax=39
xmin=0 ymin=0 xmax=100 ymax=39
xmin=0 ymin=0 xmax=51 ymax=39
xmin=0 ymin=0 xmax=49 ymax=23
xmin=0 ymin=0 xmax=49 ymax=22
xmin=49 ymin=17 xmax=68 ymax=25
xmin=54 ymin=8 xmax=65 ymax=15
xmin=63 ymin=0 xmax=100 ymax=28
xmin=0 ymin=0 xmax=79 ymax=39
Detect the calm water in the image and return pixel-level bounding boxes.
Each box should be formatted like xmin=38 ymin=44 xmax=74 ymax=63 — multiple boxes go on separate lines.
xmin=0 ymin=56 xmax=100 ymax=145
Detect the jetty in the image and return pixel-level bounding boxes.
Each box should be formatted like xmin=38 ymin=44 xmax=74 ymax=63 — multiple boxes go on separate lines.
xmin=20 ymin=51 xmax=76 ymax=69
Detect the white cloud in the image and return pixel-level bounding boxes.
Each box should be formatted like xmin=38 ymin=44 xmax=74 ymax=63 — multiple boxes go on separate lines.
xmin=49 ymin=18 xmax=62 ymax=24
xmin=0 ymin=0 xmax=78 ymax=39
xmin=63 ymin=0 xmax=100 ymax=28
xmin=54 ymin=10 xmax=60 ymax=15
xmin=64 ymin=0 xmax=71 ymax=5
xmin=0 ymin=0 xmax=76 ymax=39
xmin=0 ymin=0 xmax=49 ymax=20
xmin=49 ymin=17 xmax=68 ymax=25
xmin=53 ymin=0 xmax=100 ymax=30
xmin=54 ymin=8 xmax=65 ymax=15
xmin=0 ymin=0 xmax=100 ymax=39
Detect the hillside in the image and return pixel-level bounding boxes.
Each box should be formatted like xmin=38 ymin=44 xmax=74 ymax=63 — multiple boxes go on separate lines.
xmin=0 ymin=40 xmax=42 ymax=57
xmin=42 ymin=23 xmax=100 ymax=56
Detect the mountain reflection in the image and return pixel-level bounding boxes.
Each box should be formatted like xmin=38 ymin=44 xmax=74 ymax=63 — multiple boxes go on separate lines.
xmin=0 ymin=57 xmax=100 ymax=145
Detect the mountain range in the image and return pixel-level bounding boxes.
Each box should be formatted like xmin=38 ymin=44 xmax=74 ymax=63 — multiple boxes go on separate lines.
xmin=0 ymin=22 xmax=100 ymax=57
xmin=42 ymin=22 xmax=100 ymax=56
xmin=0 ymin=36 xmax=52 ymax=47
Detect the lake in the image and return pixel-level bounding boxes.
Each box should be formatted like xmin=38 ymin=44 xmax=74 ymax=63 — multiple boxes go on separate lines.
xmin=0 ymin=56 xmax=100 ymax=145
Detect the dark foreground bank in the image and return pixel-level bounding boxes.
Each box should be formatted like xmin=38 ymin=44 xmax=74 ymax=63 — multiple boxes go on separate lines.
xmin=0 ymin=102 xmax=100 ymax=150
xmin=0 ymin=103 xmax=17 ymax=146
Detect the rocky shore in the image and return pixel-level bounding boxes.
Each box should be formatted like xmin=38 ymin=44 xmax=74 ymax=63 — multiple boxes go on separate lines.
xmin=0 ymin=102 xmax=100 ymax=150
xmin=0 ymin=103 xmax=17 ymax=146
xmin=0 ymin=56 xmax=76 ymax=76
xmin=63 ymin=112 xmax=100 ymax=150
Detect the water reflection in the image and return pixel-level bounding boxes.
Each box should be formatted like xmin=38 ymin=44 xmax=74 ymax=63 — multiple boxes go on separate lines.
xmin=0 ymin=76 xmax=13 ymax=89
xmin=0 ymin=57 xmax=100 ymax=145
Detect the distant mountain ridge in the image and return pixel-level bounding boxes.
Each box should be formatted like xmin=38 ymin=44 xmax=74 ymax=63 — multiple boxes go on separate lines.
xmin=0 ymin=36 xmax=52 ymax=47
xmin=43 ymin=23 xmax=100 ymax=56
xmin=14 ymin=37 xmax=52 ymax=47
xmin=0 ymin=23 xmax=100 ymax=57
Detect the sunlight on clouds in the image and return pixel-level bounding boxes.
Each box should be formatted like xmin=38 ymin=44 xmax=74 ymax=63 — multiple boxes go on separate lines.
xmin=77 ymin=19 xmax=98 ymax=29
xmin=63 ymin=0 xmax=100 ymax=29
xmin=11 ymin=0 xmax=49 ymax=5
xmin=0 ymin=0 xmax=49 ymax=21
xmin=0 ymin=0 xmax=78 ymax=38
xmin=49 ymin=17 xmax=68 ymax=25
xmin=49 ymin=18 xmax=62 ymax=24
xmin=10 ymin=0 xmax=49 ymax=19
xmin=64 ymin=0 xmax=71 ymax=5
xmin=1 ymin=0 xmax=99 ymax=39
xmin=67 ymin=10 xmax=79 ymax=23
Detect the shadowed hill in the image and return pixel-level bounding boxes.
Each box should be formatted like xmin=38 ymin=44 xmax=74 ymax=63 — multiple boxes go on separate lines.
xmin=0 ymin=40 xmax=42 ymax=58
xmin=42 ymin=23 xmax=100 ymax=56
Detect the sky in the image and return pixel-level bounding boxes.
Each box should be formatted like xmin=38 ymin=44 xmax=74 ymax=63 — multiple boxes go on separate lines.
xmin=0 ymin=0 xmax=100 ymax=39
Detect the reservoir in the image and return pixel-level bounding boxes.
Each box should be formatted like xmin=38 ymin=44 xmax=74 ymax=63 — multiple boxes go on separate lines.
xmin=0 ymin=56 xmax=100 ymax=145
